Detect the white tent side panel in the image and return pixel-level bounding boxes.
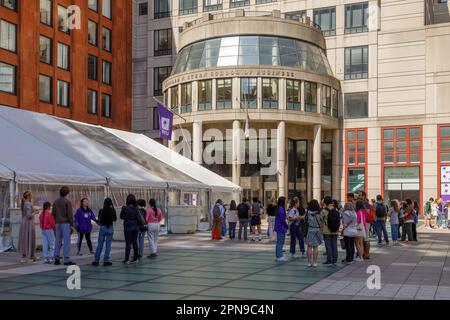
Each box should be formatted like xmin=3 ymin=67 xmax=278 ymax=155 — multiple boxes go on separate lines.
xmin=105 ymin=128 xmax=241 ymax=193
xmin=0 ymin=116 xmax=105 ymax=185
xmin=0 ymin=106 xmax=167 ymax=189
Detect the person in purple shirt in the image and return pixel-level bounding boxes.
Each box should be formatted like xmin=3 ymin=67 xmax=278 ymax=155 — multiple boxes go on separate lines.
xmin=74 ymin=198 xmax=99 ymax=256
xmin=274 ymin=196 xmax=288 ymax=262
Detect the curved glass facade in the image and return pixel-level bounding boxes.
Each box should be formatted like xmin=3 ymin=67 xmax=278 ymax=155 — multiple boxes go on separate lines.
xmin=172 ymin=35 xmax=333 ymax=76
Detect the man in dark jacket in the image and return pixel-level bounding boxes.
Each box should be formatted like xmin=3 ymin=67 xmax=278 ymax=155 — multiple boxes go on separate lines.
xmin=53 ymin=186 xmax=75 ymax=266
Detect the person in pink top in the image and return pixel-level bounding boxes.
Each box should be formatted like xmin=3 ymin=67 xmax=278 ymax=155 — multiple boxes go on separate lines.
xmin=39 ymin=202 xmax=56 ymax=264
xmin=146 ymin=199 xmax=164 ymax=259
xmin=354 ymin=200 xmax=367 ymax=262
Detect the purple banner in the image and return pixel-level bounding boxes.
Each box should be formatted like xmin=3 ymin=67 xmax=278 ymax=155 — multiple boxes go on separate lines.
xmin=157 ymin=102 xmax=173 ymax=141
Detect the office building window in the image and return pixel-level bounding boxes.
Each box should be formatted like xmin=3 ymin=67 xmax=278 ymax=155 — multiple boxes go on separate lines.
xmin=2 ymin=0 xmax=17 ymax=10
xmin=0 ymin=20 xmax=16 ymax=52
xmin=88 ymin=55 xmax=98 ymax=81
xmin=216 ymin=78 xmax=232 ymax=109
xmin=39 ymin=74 xmax=52 ymax=103
xmin=304 ymin=81 xmax=317 ymax=112
xmin=204 ymin=0 xmax=222 ymax=12
xmin=0 ymin=62 xmax=15 ymax=94
xmin=346 ymin=128 xmax=367 ymax=194
xmin=139 ymin=2 xmax=148 ymax=15
xmin=58 ymin=5 xmax=70 ymax=33
xmin=230 ymin=0 xmax=249 ymax=8
xmin=170 ymin=85 xmax=179 ymax=109
xmin=57 ymin=80 xmax=69 ymax=107
xmin=344 ymin=92 xmax=368 ymax=119
xmin=180 ymin=82 xmax=192 ymax=113
xmin=262 ymin=78 xmax=278 ymax=109
xmin=88 ymin=20 xmax=98 ymax=46
xmin=345 ymin=2 xmax=369 ymax=34
xmin=314 ymin=7 xmax=336 ymax=36
xmin=332 ymin=88 xmax=339 ymax=118
xmin=154 ymin=0 xmax=170 ymax=18
xmin=39 ymin=36 xmax=52 ymax=65
xmin=102 ymin=0 xmax=112 ymax=19
xmin=102 ymin=93 xmax=111 ymax=118
xmin=285 ymin=11 xmax=306 ymax=21
xmin=102 ymin=60 xmax=111 ymax=85
xmin=57 ymin=43 xmax=70 ymax=70
xmin=256 ymin=0 xmax=276 ymax=3
xmin=179 ymin=0 xmax=197 ymax=15
xmin=240 ymin=77 xmax=257 ymax=109
xmin=88 ymin=0 xmax=97 ymax=11
xmin=437 ymin=0 xmax=447 ymax=3
xmin=198 ymin=80 xmax=212 ymax=111
xmin=40 ymin=0 xmax=52 ymax=26
xmin=88 ymin=89 xmax=98 ymax=114
xmin=345 ymin=46 xmax=368 ymax=80
xmin=382 ymin=127 xmax=421 ymax=165
xmin=102 ymin=27 xmax=112 ymax=52
xmin=154 ymin=66 xmax=172 ymax=96
xmin=154 ymin=29 xmax=172 ymax=56
xmin=322 ymin=85 xmax=332 ymax=116
xmin=286 ymin=79 xmax=300 ymax=110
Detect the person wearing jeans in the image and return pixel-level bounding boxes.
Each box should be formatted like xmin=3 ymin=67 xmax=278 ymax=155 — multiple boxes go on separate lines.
xmin=93 ymin=198 xmax=116 ymax=266
xmin=401 ymin=199 xmax=414 ymax=242
xmin=266 ymin=198 xmax=276 ymax=241
xmin=341 ymin=202 xmax=357 ymax=263
xmin=238 ymin=218 xmax=248 ymax=240
xmin=120 ymin=194 xmax=140 ymax=264
xmin=274 ymin=197 xmax=288 ymax=261
xmin=52 ymin=186 xmax=75 ymax=266
xmin=39 ymin=202 xmax=55 ymax=263
xmin=227 ymin=200 xmax=238 ymax=240
xmin=237 ymin=198 xmax=250 ymax=241
xmin=288 ymin=197 xmax=305 ymax=258
xmin=375 ymin=220 xmax=389 ymax=245
xmin=389 ymin=200 xmax=400 ymax=245
xmin=321 ymin=197 xmax=339 ymax=265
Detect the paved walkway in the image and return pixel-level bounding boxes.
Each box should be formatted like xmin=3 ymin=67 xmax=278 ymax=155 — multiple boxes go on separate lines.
xmin=292 ymin=226 xmax=450 ymax=300
xmin=0 ymin=225 xmax=449 ymax=300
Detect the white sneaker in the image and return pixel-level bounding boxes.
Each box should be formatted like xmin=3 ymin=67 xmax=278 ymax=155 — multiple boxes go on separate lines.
xmin=355 ymin=257 xmax=364 ymax=262
xmin=308 ymin=263 xmax=312 ymax=267
xmin=276 ymin=256 xmax=288 ymax=262
xmin=291 ymin=254 xmax=300 ymax=259
xmin=313 ymin=263 xmax=318 ymax=268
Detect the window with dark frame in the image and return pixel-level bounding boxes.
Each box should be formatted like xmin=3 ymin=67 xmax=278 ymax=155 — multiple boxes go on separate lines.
xmin=88 ymin=0 xmax=98 ymax=12
xmin=346 ymin=128 xmax=367 ymax=194
xmin=40 ymin=0 xmax=52 ymax=26
xmin=139 ymin=2 xmax=148 ymax=16
xmin=88 ymin=55 xmax=98 ymax=81
xmin=229 ymin=0 xmax=249 ymax=8
xmin=0 ymin=62 xmax=16 ymax=94
xmin=154 ymin=0 xmax=170 ymax=18
xmin=180 ymin=82 xmax=192 ymax=113
xmin=314 ymin=7 xmax=336 ymax=36
xmin=0 ymin=20 xmax=16 ymax=53
xmin=262 ymin=78 xmax=278 ymax=109
xmin=39 ymin=74 xmax=52 ymax=103
xmin=286 ymin=79 xmax=301 ymax=110
xmin=102 ymin=60 xmax=112 ymax=85
xmin=102 ymin=93 xmax=111 ymax=118
xmin=102 ymin=27 xmax=112 ymax=52
xmin=179 ymin=0 xmax=197 ymax=15
xmin=240 ymin=77 xmax=257 ymax=109
xmin=88 ymin=20 xmax=98 ymax=46
xmin=102 ymin=0 xmax=112 ymax=19
xmin=57 ymin=80 xmax=69 ymax=107
xmin=88 ymin=89 xmax=98 ymax=114
xmin=58 ymin=5 xmax=70 ymax=34
xmin=382 ymin=127 xmax=421 ymax=165
xmin=345 ymin=46 xmax=368 ymax=80
xmin=344 ymin=92 xmax=368 ymax=119
xmin=39 ymin=36 xmax=52 ymax=65
xmin=57 ymin=42 xmax=70 ymax=70
xmin=345 ymin=2 xmax=369 ymax=34
xmin=198 ymin=79 xmax=212 ymax=111
xmin=153 ymin=66 xmax=172 ymax=96
xmin=203 ymin=0 xmax=223 ymax=12
xmin=304 ymin=81 xmax=317 ymax=112
xmin=216 ymin=78 xmax=232 ymax=109
xmin=154 ymin=29 xmax=172 ymax=56
xmin=2 ymin=0 xmax=17 ymax=11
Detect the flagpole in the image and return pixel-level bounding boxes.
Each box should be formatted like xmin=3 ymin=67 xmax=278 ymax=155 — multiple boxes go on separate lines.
xmin=152 ymin=96 xmax=188 ymax=123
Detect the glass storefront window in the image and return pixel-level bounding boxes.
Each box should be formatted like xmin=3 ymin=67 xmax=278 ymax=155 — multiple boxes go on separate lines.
xmin=321 ymin=142 xmax=332 ymax=200
xmin=382 ymin=127 xmax=421 ymax=165
xmin=198 ymin=80 xmax=212 ymax=111
xmin=286 ymin=79 xmax=301 ymax=110
xmin=348 ymin=168 xmax=365 ymax=194
xmin=216 ymin=78 xmax=232 ymax=109
xmin=240 ymin=78 xmax=257 ymax=109
xmin=288 ymin=140 xmax=307 ymax=201
xmin=262 ymin=78 xmax=278 ymax=109
xmin=202 ymin=140 xmax=232 ymax=177
xmin=384 ymin=166 xmax=420 ymax=203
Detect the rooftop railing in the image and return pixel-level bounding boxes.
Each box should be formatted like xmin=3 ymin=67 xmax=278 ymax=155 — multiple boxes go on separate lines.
xmin=180 ymin=9 xmax=322 ymax=33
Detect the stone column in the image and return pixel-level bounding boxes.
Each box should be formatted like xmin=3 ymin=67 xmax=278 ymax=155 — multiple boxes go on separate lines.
xmin=312 ymin=124 xmax=322 ymax=200
xmin=277 ymin=121 xmax=286 ymax=197
xmin=332 ymin=129 xmax=341 ymax=200
xmin=232 ymin=120 xmax=241 ymax=186
xmin=192 ymin=121 xmax=203 ymax=165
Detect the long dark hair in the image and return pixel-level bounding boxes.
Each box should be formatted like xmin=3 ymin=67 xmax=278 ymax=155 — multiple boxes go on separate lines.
xmin=103 ymin=198 xmax=113 ymax=211
xmin=307 ymin=199 xmax=321 ymax=212
xmin=230 ymin=200 xmax=237 ymax=211
xmin=43 ymin=202 xmax=51 ymax=212
xmin=149 ymin=198 xmax=157 ymax=212
xmin=80 ymin=198 xmax=89 ymax=210
xmin=126 ymin=194 xmax=137 ymax=206
xmin=277 ymin=197 xmax=286 ymax=211
xmin=355 ymin=200 xmax=365 ymax=212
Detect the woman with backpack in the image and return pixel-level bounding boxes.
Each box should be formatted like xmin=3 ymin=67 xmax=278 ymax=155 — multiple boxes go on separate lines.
xmin=341 ymin=202 xmax=357 ymax=264
xmin=354 ymin=200 xmax=367 ymax=262
xmin=321 ymin=196 xmax=340 ymax=266
xmin=374 ymin=195 xmax=389 ymax=246
xmin=389 ymin=200 xmax=400 ymax=246
xmin=274 ymin=196 xmax=288 ymax=262
xmin=211 ymin=199 xmax=224 ymax=240
xmin=305 ymin=199 xmax=323 ymax=268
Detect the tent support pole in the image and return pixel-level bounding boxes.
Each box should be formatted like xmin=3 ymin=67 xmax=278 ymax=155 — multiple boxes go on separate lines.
xmin=165 ymin=184 xmax=170 ymax=234
xmin=8 ymin=179 xmax=15 ymax=209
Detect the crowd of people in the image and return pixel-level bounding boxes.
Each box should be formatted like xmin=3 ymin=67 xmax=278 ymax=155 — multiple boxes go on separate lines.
xmin=17 ymin=186 xmax=164 ymax=266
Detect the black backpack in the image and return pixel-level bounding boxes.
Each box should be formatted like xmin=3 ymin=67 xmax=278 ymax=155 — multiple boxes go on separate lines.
xmin=375 ymin=203 xmax=387 ymax=219
xmin=327 ymin=208 xmax=341 ymax=233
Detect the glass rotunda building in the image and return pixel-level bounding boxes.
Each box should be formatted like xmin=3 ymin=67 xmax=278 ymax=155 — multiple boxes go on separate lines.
xmin=163 ymin=9 xmax=342 ymax=203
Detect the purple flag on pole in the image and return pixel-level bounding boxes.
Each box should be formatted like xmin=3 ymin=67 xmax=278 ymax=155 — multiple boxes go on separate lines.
xmin=157 ymin=102 xmax=173 ymax=140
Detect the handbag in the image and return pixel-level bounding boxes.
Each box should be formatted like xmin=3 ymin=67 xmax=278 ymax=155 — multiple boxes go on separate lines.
xmin=340 ymin=238 xmax=346 ymax=250
xmin=137 ymin=209 xmax=148 ymax=232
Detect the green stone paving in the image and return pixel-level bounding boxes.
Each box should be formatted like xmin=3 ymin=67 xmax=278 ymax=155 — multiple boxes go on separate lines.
xmin=0 ymin=246 xmax=345 ymax=300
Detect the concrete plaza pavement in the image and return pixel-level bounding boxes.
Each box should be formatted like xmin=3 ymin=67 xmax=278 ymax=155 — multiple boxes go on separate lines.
xmin=0 ymin=225 xmax=449 ymax=300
